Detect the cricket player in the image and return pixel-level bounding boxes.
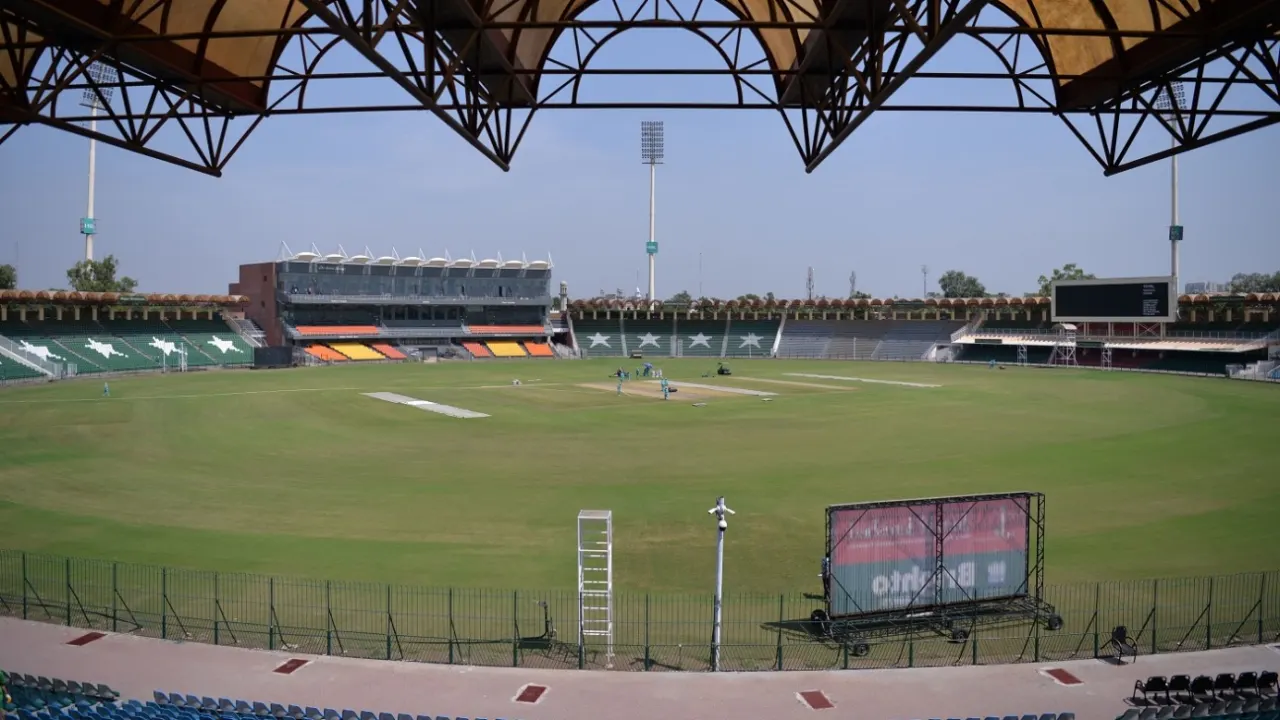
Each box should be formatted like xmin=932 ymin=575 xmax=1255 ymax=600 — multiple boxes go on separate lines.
xmin=660 ymin=376 xmax=670 ymax=400
xmin=102 ymin=381 xmax=110 ymax=398
xmin=616 ymin=376 xmax=623 ymax=395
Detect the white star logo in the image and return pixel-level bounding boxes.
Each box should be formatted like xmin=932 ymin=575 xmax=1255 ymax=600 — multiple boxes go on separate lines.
xmin=207 ymin=336 xmax=243 ymax=354
xmin=739 ymin=333 xmax=763 ymax=348
xmin=85 ymin=338 xmax=125 ymax=358
xmin=587 ymin=333 xmax=612 ymax=348
xmin=636 ymin=333 xmax=661 ymax=348
xmin=688 ymin=333 xmax=712 ymax=348
xmin=19 ymin=340 xmax=62 ymax=362
xmin=148 ymin=337 xmax=185 ymax=357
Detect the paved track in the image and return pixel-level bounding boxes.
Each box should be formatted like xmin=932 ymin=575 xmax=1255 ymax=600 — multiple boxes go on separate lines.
xmin=2 ymin=618 xmax=1277 ymax=720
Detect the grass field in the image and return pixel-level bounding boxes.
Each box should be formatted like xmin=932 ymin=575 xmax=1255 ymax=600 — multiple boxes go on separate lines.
xmin=1 ymin=359 xmax=1277 ymax=596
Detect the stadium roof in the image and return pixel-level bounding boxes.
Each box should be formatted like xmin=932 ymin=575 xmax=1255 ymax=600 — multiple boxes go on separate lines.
xmin=276 ymin=244 xmax=553 ymax=268
xmin=1 ymin=0 xmax=1277 ymax=175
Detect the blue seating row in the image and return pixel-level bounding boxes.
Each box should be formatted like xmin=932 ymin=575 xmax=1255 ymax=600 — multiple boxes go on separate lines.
xmin=151 ymin=692 xmax=512 ymax=720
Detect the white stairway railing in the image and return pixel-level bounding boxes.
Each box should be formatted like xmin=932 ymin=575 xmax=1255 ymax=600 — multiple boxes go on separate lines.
xmin=0 ymin=335 xmax=62 ymax=377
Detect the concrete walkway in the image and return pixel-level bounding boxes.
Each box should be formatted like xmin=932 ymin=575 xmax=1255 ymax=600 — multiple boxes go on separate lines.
xmin=2 ymin=618 xmax=1277 ymax=720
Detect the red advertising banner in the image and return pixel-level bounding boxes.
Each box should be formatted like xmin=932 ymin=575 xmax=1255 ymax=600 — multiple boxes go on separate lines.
xmin=941 ymin=497 xmax=1028 ymax=557
xmin=831 ymin=497 xmax=1027 ymax=565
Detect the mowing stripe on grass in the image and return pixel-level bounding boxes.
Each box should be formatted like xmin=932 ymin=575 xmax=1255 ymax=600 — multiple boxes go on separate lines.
xmin=363 ymin=392 xmax=490 ymax=418
xmin=785 ymin=373 xmax=941 ymax=388
xmin=0 ymin=386 xmax=363 ymax=404
xmin=666 ymin=381 xmax=777 ymax=396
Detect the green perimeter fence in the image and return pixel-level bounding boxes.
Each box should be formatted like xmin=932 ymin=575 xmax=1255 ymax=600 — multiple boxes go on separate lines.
xmin=1 ymin=550 xmax=1277 ymax=672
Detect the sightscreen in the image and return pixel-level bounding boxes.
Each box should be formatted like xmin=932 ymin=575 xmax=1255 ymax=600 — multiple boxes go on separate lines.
xmin=827 ymin=495 xmax=1031 ymax=617
xmin=1051 ymin=276 xmax=1176 ymax=323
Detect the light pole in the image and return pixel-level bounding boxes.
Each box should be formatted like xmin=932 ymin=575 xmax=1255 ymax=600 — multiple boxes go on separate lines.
xmin=707 ymin=495 xmax=734 ymax=671
xmin=1155 ymin=83 xmax=1185 ymax=288
xmin=79 ymin=62 xmax=118 ymax=262
xmin=640 ymin=121 xmax=664 ymax=308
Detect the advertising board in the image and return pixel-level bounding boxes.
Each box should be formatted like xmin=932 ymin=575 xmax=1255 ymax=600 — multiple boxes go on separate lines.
xmin=827 ymin=495 xmax=1030 ymax=617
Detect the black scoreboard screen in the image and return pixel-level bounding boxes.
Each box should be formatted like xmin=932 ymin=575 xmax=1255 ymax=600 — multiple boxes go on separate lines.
xmin=1051 ymin=277 xmax=1176 ymax=323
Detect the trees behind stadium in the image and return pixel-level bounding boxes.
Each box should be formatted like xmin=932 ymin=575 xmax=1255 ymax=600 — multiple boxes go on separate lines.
xmin=66 ymin=255 xmax=138 ymax=293
xmin=0 ymin=263 xmax=15 ymax=290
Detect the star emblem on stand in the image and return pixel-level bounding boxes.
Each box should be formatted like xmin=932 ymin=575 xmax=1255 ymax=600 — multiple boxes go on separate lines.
xmin=688 ymin=333 xmax=712 ymax=348
xmin=588 ymin=333 xmax=612 ymax=348
xmin=636 ymin=333 xmax=661 ymax=348
xmin=739 ymin=333 xmax=763 ymax=348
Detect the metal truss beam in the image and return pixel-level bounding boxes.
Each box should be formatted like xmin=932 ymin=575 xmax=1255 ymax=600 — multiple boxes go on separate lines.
xmin=1 ymin=0 xmax=1277 ymax=176
xmin=803 ymin=0 xmax=988 ymax=172
xmin=298 ymin=0 xmax=511 ymax=170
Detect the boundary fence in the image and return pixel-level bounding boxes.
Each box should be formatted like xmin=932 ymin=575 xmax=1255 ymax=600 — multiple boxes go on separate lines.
xmin=1 ymin=551 xmax=1277 ymax=672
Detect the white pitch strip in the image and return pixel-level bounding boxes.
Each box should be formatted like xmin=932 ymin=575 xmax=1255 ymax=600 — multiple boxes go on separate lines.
xmin=363 ymin=392 xmax=490 ymax=418
xmin=667 ymin=381 xmax=777 ymax=396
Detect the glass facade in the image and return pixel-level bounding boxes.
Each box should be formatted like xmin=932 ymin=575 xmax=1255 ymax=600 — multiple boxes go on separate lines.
xmin=276 ymin=262 xmax=550 ymax=300
xmin=284 ymin=305 xmax=544 ymax=326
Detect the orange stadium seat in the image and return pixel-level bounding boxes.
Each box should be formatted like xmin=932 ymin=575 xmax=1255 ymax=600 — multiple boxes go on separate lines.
xmin=371 ymin=343 xmax=406 ymax=359
xmin=295 ymin=325 xmax=378 ymax=336
xmin=485 ymin=341 xmax=526 ymax=358
xmin=523 ymin=342 xmax=554 ymax=357
xmin=462 ymin=342 xmax=492 ymax=357
xmin=468 ymin=325 xmax=545 ymax=334
xmin=304 ymin=345 xmax=347 ymax=362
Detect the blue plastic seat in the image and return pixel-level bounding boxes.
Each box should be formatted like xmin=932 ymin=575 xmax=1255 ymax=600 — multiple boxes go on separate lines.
xmin=320 ymin=710 xmax=338 ymax=720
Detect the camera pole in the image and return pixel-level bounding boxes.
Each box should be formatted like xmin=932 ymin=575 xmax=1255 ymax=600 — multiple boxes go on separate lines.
xmin=707 ymin=495 xmax=735 ymax=671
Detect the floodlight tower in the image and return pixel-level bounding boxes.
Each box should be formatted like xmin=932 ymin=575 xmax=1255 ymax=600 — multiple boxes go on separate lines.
xmin=707 ymin=495 xmax=735 ymax=672
xmin=79 ymin=62 xmax=118 ymax=262
xmin=640 ymin=121 xmax=664 ymax=307
xmin=1155 ymin=83 xmax=1185 ymax=287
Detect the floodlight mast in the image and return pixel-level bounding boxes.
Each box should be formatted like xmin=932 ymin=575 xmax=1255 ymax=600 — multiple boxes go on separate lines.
xmin=640 ymin=121 xmax=664 ymax=308
xmin=707 ymin=495 xmax=734 ymax=671
xmin=1156 ymin=83 xmax=1185 ymax=286
xmin=79 ymin=62 xmax=118 ymax=262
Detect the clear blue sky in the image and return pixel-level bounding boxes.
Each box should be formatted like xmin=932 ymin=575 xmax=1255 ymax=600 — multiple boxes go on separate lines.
xmin=1 ymin=15 xmax=1277 ymax=300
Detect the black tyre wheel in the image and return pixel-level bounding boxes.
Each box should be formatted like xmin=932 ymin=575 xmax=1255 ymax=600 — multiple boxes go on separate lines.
xmin=851 ymin=641 xmax=871 ymax=657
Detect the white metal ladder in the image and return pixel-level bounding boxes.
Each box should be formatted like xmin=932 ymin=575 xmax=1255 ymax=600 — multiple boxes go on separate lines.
xmin=576 ymin=509 xmax=613 ymax=668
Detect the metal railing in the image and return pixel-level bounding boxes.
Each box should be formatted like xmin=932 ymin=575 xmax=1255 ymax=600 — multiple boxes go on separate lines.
xmin=283 ymin=293 xmax=550 ymax=306
xmin=968 ymin=327 xmax=1274 ymax=341
xmin=0 ymin=335 xmax=62 ymax=376
xmin=1 ymin=550 xmax=1275 ymax=672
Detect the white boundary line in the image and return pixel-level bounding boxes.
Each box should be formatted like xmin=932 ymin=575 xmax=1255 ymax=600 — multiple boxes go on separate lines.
xmin=785 ymin=373 xmax=941 ymax=388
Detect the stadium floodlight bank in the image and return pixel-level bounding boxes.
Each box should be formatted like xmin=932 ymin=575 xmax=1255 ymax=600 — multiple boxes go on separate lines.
xmin=1051 ymin=276 xmax=1178 ymax=324
xmin=817 ymin=492 xmax=1061 ymax=655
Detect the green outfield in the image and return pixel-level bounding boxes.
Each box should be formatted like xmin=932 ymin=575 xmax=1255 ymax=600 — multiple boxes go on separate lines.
xmin=0 ymin=359 xmax=1276 ymax=594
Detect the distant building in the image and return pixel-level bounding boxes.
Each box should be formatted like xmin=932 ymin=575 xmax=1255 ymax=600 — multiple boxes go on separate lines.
xmin=1183 ymin=281 xmax=1228 ymax=294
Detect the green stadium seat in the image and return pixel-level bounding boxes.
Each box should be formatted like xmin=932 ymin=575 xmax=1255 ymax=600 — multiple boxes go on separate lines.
xmin=624 ymin=319 xmax=675 ymax=356
xmin=574 ymin=318 xmax=625 ymax=357
xmin=674 ymin=319 xmax=727 ymax=358
xmin=0 ymin=355 xmax=44 ymax=381
xmin=723 ymin=320 xmax=778 ymax=358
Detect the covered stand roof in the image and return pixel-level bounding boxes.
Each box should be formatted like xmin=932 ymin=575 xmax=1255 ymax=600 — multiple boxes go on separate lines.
xmin=1 ymin=0 xmax=1277 ymax=174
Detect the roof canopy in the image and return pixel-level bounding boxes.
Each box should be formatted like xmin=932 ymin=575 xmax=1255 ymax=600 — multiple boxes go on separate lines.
xmin=2 ymin=0 xmax=1276 ymax=174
